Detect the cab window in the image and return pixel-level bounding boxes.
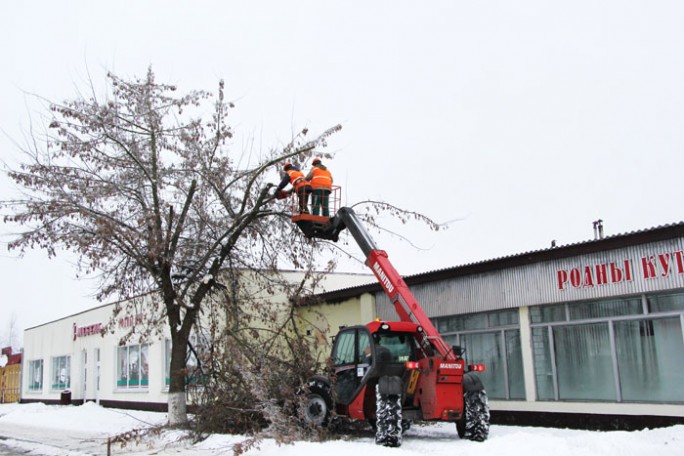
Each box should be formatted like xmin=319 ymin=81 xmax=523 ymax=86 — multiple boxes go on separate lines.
xmin=333 ymin=331 xmax=356 ymax=365
xmin=377 ymin=333 xmax=416 ymax=362
xmin=358 ymin=331 xmax=372 ymax=364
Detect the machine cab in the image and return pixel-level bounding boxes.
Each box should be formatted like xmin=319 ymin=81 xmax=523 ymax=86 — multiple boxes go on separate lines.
xmin=330 ymin=324 xmax=421 ymax=406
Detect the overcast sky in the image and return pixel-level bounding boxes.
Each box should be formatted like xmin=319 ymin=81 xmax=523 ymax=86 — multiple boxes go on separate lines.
xmin=2 ymin=1 xmax=684 ymax=342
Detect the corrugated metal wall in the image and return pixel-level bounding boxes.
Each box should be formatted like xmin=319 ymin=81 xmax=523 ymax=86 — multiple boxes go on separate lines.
xmin=376 ymin=238 xmax=684 ymax=320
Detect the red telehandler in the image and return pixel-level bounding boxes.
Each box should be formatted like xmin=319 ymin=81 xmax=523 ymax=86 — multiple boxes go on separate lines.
xmin=287 ymin=189 xmax=490 ymax=447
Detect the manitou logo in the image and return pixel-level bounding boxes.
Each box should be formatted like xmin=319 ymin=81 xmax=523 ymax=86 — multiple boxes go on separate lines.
xmin=373 ymin=262 xmax=395 ymax=293
xmin=440 ymin=363 xmax=462 ymax=370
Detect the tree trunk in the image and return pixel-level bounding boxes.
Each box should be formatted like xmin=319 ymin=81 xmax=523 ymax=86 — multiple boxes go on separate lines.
xmin=168 ymin=391 xmax=187 ymax=426
xmin=168 ymin=330 xmax=189 ymax=425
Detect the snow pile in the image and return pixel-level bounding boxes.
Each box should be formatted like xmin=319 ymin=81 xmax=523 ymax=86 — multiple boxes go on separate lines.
xmin=0 ymin=401 xmax=166 ymax=435
xmin=0 ymin=403 xmax=683 ymax=455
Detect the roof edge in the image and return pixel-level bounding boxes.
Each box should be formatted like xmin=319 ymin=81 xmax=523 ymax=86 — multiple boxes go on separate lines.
xmin=312 ymin=221 xmax=684 ymax=303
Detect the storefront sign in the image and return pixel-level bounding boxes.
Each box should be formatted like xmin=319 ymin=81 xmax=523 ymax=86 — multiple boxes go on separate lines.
xmin=73 ymin=322 xmax=103 ymax=341
xmin=557 ymin=249 xmax=684 ymax=290
xmin=119 ymin=314 xmax=144 ymax=328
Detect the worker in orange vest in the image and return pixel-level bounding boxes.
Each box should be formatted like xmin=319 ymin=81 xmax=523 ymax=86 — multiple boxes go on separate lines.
xmin=305 ymin=158 xmax=333 ymax=216
xmin=276 ymin=162 xmax=312 ymax=214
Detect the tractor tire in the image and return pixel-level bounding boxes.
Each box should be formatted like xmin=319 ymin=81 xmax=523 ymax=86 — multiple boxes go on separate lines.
xmin=370 ymin=418 xmax=410 ymax=432
xmin=460 ymin=389 xmax=490 ymax=442
xmin=456 ymin=416 xmax=466 ymax=439
xmin=375 ymin=384 xmax=402 ymax=447
xmin=302 ymin=382 xmax=332 ymax=427
xmin=371 ymin=418 xmax=411 ymax=432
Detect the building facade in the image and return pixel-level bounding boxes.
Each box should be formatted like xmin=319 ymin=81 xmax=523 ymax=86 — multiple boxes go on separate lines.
xmin=20 ymin=270 xmax=372 ymax=410
xmin=23 ymin=300 xmax=170 ymax=410
xmin=20 ymin=222 xmax=684 ymax=429
xmin=308 ymin=222 xmax=684 ymax=429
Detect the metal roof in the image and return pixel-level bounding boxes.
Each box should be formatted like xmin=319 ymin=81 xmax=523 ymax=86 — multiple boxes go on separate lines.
xmin=313 ymin=221 xmax=684 ymax=303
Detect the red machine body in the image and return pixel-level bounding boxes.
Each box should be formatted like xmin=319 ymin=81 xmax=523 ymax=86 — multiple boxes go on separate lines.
xmin=290 ymin=203 xmax=489 ymax=444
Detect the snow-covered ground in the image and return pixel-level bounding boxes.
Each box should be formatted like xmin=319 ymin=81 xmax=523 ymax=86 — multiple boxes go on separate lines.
xmin=0 ymin=402 xmax=683 ymax=455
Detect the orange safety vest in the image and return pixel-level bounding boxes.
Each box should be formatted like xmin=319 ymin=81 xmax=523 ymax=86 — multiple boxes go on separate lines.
xmin=310 ymin=167 xmax=332 ymax=190
xmin=286 ymin=169 xmax=309 ymax=191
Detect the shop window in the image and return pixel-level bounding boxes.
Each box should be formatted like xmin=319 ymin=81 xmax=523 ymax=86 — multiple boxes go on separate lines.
xmin=460 ymin=332 xmax=506 ymax=399
xmin=437 ymin=310 xmax=525 ymax=401
xmin=615 ymin=317 xmax=684 ymax=402
xmin=164 ymin=332 xmax=210 ymax=387
xmin=648 ymin=292 xmax=684 ymax=313
xmin=530 ymin=304 xmax=566 ymax=324
xmin=532 ymin=327 xmax=554 ymax=400
xmin=438 ymin=313 xmax=486 ymax=332
xmin=568 ymin=297 xmax=642 ymax=320
xmin=117 ymin=344 xmax=149 ymax=389
xmin=28 ymin=359 xmax=43 ymax=391
xmin=436 ymin=309 xmax=517 ymax=333
xmin=434 ymin=317 xmax=446 ymax=332
xmin=505 ymin=330 xmax=525 ymax=400
xmin=164 ymin=339 xmax=171 ymax=386
xmin=489 ymin=309 xmax=519 ymax=327
xmin=51 ymin=356 xmax=70 ymax=390
xmin=553 ymin=323 xmax=616 ymax=401
xmin=531 ymin=292 xmax=684 ymax=404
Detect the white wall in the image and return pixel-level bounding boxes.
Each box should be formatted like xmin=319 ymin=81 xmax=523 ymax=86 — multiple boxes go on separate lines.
xmin=23 ymin=301 xmax=170 ymax=405
xmin=21 ymin=270 xmax=372 ymax=408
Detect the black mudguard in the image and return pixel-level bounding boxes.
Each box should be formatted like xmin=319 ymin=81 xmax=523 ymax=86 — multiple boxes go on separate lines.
xmin=462 ymin=371 xmax=485 ymax=392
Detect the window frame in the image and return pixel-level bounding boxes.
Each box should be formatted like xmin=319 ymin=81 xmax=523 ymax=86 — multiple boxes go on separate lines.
xmin=50 ymin=355 xmax=71 ymax=391
xmin=116 ymin=343 xmax=150 ymax=390
xmin=530 ymin=291 xmax=684 ymax=403
xmin=28 ymin=359 xmax=44 ymax=392
xmin=164 ymin=332 xmax=211 ymax=389
xmin=433 ymin=309 xmax=524 ymax=400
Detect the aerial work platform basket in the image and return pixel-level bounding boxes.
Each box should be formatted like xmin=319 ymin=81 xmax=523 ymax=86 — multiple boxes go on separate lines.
xmin=286 ymin=185 xmax=343 ymax=240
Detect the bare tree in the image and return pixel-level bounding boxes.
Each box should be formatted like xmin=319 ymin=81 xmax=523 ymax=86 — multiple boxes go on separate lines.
xmin=2 ymin=68 xmax=341 ymax=424
xmin=185 ymin=267 xmax=335 ymax=443
xmin=1 ymin=312 xmax=20 ymax=351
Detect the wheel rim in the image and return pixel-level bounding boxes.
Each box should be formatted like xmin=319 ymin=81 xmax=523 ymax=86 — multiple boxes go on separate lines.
xmin=304 ymin=394 xmax=327 ymax=425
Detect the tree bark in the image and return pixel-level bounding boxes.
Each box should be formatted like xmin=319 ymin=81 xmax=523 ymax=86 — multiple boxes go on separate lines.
xmin=168 ymin=391 xmax=187 ymax=426
xmin=168 ymin=326 xmax=190 ymax=424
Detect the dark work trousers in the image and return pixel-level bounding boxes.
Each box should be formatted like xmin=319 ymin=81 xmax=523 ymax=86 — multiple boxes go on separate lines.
xmin=296 ymin=186 xmax=312 ymax=213
xmin=311 ymin=188 xmax=331 ymax=216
